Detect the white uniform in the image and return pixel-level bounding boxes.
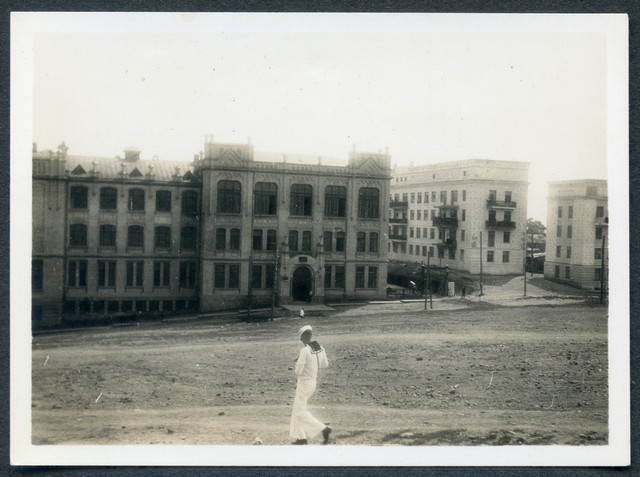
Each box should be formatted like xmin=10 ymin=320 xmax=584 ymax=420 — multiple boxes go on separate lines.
xmin=289 ymin=342 xmax=329 ymax=441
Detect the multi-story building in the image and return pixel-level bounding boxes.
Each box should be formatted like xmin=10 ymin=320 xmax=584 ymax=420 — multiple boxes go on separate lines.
xmin=31 ymin=138 xmax=391 ymax=327
xmin=389 ymin=159 xmax=530 ymax=275
xmin=544 ymin=179 xmax=608 ymax=290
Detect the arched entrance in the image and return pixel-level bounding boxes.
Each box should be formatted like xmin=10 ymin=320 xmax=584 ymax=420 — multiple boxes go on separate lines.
xmin=292 ymin=266 xmax=313 ymax=302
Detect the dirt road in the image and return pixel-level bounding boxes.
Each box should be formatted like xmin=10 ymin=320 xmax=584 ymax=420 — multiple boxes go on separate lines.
xmin=31 ymin=297 xmax=608 ymax=447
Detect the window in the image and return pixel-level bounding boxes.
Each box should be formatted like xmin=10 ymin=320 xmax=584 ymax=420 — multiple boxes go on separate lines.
xmin=290 ymin=184 xmax=313 ymax=216
xmin=253 ymin=229 xmax=263 ymax=251
xmin=251 ymin=265 xmax=262 ymax=289
xmin=265 ymin=264 xmax=275 ymax=289
xmin=128 ymin=225 xmax=144 ymax=248
xmin=180 ymin=226 xmax=197 ymax=251
xmin=323 ymin=231 xmax=332 ymax=252
xmin=70 ymin=186 xmax=88 ymax=209
xmin=356 ymin=232 xmax=366 ymax=252
xmin=324 ymin=266 xmax=332 ymax=288
xmin=355 ymin=266 xmax=365 ymax=288
xmin=153 ymin=261 xmax=170 ymax=287
xmin=182 ymin=190 xmax=199 ymax=217
xmin=98 ymin=261 xmax=116 ymax=287
xmin=369 ymin=232 xmax=379 ymax=253
xmin=565 ymin=267 xmax=571 ymax=279
xmin=301 ymin=231 xmax=312 ymax=252
xmin=69 ymin=224 xmax=87 ymax=247
xmin=567 ymin=225 xmax=572 ymax=239
xmin=128 ymin=189 xmax=145 ymax=211
xmin=335 ymin=232 xmax=345 ymax=252
xmin=126 ymin=261 xmax=144 ymax=287
xmin=368 ymin=267 xmax=378 ymax=288
xmin=488 ymin=231 xmax=495 ymax=248
xmin=229 ymin=229 xmax=240 ymax=251
xmin=556 ymin=246 xmax=562 ymax=258
xmin=254 ymin=182 xmax=278 ymax=215
xmin=502 ymin=251 xmax=510 ymax=263
xmin=503 ymin=231 xmax=510 ymax=244
xmin=594 ymin=248 xmax=603 ymax=260
xmin=99 ymin=224 xmax=116 ymax=247
xmin=266 ymin=230 xmax=277 ymax=251
xmin=566 ymin=246 xmax=572 ymax=259
xmin=335 ymin=266 xmax=345 ymax=289
xmin=595 ymin=227 xmax=603 ymax=240
xmin=229 ymin=264 xmax=240 ymax=288
xmin=557 ymin=225 xmax=562 ymax=238
xmin=217 ymin=180 xmax=242 ymax=214
xmin=288 ymin=231 xmax=299 ymax=252
xmin=100 ymin=187 xmax=118 ymax=210
xmin=156 ymin=190 xmax=172 ymax=212
xmin=215 ymin=228 xmax=226 ymax=250
xmin=214 ymin=264 xmax=225 ymax=288
xmin=32 ymin=259 xmax=43 ymax=291
xmin=596 ymin=206 xmax=604 ymax=218
xmin=358 ymin=187 xmax=380 ymax=219
xmin=487 ymin=251 xmax=494 ymax=263
xmin=180 ymin=261 xmax=197 ymax=288
xmin=568 ymin=206 xmax=574 ymax=218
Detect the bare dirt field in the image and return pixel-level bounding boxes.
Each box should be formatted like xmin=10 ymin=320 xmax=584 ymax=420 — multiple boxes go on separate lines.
xmin=31 ymin=295 xmax=608 ymax=447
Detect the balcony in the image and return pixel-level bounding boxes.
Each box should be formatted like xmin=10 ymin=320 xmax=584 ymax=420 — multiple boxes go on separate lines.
xmin=487 ymin=199 xmax=517 ymax=209
xmin=389 ymin=234 xmax=407 ymax=241
xmin=485 ymin=220 xmax=516 ymax=230
xmin=436 ymin=239 xmax=457 ymax=250
xmin=389 ymin=217 xmax=408 ymax=224
xmin=432 ymin=216 xmax=458 ymax=227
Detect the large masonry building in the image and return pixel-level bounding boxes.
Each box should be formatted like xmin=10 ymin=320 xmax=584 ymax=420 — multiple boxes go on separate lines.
xmin=32 ymin=138 xmax=391 ymax=327
xmin=389 ymin=159 xmax=530 ymax=275
xmin=544 ymin=179 xmax=608 ymax=290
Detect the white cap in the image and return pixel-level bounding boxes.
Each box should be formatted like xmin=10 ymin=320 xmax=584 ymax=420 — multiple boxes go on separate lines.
xmin=298 ymin=325 xmax=312 ymax=338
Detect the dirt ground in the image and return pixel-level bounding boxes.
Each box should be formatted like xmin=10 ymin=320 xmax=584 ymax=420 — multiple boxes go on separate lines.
xmin=31 ymin=287 xmax=608 ymax=447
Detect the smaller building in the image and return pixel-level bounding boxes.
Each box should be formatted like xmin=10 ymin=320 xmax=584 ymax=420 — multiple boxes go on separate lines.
xmin=544 ymin=179 xmax=608 ymax=291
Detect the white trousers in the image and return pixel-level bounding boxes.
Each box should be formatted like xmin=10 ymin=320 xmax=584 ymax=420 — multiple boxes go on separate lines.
xmin=289 ymin=378 xmax=326 ymax=441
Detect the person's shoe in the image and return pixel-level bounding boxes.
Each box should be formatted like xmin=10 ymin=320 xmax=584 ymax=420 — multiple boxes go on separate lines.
xmin=292 ymin=439 xmax=307 ymax=445
xmin=322 ymin=426 xmax=332 ymax=444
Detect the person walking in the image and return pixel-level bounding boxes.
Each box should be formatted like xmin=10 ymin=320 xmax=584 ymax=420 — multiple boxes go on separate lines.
xmin=289 ymin=325 xmax=332 ymax=445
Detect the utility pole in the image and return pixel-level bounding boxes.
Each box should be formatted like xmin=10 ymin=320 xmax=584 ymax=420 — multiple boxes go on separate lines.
xmin=479 ymin=232 xmax=484 ymax=297
xmin=600 ymin=234 xmax=606 ymax=305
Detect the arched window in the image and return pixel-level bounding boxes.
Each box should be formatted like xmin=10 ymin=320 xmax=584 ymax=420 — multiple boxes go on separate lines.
xmin=217 ymin=180 xmax=241 ymax=214
xmin=128 ymin=188 xmax=145 ymax=211
xmin=70 ymin=186 xmax=88 ymax=209
xmin=254 ymin=182 xmax=278 ymax=215
xmin=290 ymin=184 xmax=313 ymax=216
xmin=99 ymin=224 xmax=116 ymax=247
xmin=99 ymin=187 xmax=117 ymax=210
xmin=324 ymin=186 xmax=346 ymax=217
xmin=358 ymin=187 xmax=379 ymax=219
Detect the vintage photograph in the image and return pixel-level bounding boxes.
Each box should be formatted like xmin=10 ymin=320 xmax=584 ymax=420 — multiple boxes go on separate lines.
xmin=11 ymin=12 xmax=629 ymax=466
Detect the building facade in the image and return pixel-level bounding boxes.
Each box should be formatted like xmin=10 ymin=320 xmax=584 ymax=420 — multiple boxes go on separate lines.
xmin=544 ymin=179 xmax=608 ymax=290
xmin=389 ymin=159 xmax=530 ymax=275
xmin=32 ymin=139 xmax=391 ymax=327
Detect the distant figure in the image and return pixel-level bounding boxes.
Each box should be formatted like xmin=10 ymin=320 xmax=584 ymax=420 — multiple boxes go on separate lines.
xmin=461 ymin=286 xmax=466 ymax=299
xmin=299 ymin=308 xmax=305 ymax=319
xmin=290 ymin=325 xmax=331 ymax=445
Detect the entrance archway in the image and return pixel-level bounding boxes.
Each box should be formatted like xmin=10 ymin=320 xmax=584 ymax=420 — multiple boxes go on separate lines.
xmin=292 ymin=266 xmax=313 ymax=302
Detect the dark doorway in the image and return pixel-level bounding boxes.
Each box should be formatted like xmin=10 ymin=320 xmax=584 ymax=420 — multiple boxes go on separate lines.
xmin=292 ymin=266 xmax=313 ymax=302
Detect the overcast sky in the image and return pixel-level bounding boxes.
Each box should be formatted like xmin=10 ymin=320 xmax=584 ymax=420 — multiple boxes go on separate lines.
xmin=29 ymin=13 xmax=620 ymax=224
